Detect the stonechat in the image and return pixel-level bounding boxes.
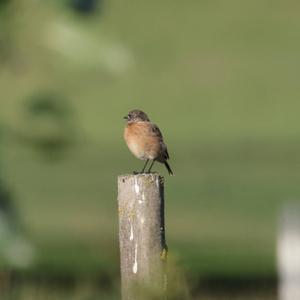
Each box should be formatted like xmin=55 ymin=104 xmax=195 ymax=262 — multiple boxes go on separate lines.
xmin=123 ymin=109 xmax=173 ymax=175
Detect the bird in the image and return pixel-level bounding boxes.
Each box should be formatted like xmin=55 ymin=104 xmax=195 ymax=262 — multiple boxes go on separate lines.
xmin=123 ymin=109 xmax=173 ymax=175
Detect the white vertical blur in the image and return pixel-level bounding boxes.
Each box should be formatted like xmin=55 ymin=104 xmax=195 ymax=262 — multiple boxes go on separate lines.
xmin=277 ymin=204 xmax=300 ymax=300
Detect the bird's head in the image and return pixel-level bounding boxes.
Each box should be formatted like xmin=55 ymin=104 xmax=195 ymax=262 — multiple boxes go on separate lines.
xmin=124 ymin=109 xmax=150 ymax=123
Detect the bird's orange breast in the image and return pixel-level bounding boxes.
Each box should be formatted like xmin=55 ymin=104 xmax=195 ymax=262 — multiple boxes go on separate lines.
xmin=124 ymin=122 xmax=161 ymax=160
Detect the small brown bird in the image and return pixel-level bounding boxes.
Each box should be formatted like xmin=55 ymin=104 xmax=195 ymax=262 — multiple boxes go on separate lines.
xmin=123 ymin=109 xmax=173 ymax=175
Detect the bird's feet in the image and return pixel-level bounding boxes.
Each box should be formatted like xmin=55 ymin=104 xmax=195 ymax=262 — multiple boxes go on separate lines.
xmin=133 ymin=171 xmax=140 ymax=175
xmin=159 ymin=176 xmax=165 ymax=185
xmin=134 ymin=171 xmax=152 ymax=175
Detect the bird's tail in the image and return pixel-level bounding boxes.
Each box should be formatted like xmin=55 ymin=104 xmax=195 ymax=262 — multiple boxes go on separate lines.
xmin=164 ymin=161 xmax=173 ymax=176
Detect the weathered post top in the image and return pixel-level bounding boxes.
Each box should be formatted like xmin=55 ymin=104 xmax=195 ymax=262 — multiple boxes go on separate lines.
xmin=118 ymin=173 xmax=167 ymax=300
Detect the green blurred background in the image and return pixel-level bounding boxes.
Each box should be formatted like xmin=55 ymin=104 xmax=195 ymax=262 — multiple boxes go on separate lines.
xmin=0 ymin=0 xmax=300 ymax=298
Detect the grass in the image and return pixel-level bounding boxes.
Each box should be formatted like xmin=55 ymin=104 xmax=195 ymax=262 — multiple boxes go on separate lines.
xmin=1 ymin=138 xmax=298 ymax=278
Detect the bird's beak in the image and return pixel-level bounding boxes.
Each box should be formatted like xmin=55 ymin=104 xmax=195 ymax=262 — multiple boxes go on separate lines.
xmin=123 ymin=116 xmax=128 ymax=120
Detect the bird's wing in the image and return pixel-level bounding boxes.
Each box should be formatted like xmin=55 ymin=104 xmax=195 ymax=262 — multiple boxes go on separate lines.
xmin=165 ymin=148 xmax=170 ymax=159
xmin=148 ymin=122 xmax=163 ymax=139
xmin=148 ymin=122 xmax=170 ymax=159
